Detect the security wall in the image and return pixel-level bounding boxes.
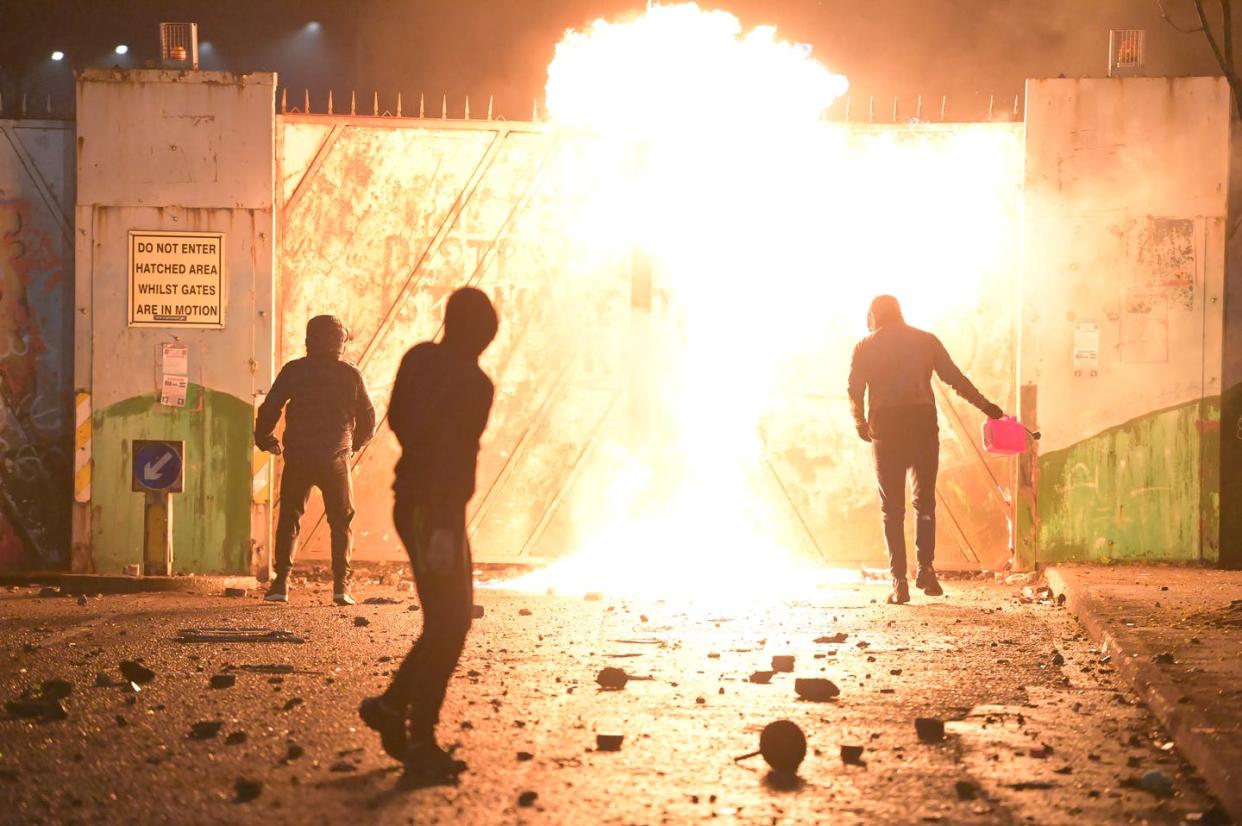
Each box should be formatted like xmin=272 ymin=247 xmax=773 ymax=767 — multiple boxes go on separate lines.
xmin=74 ymin=70 xmax=275 ymax=575
xmin=1018 ymin=77 xmax=1231 ymax=566
xmin=0 ymin=118 xmax=74 ymax=571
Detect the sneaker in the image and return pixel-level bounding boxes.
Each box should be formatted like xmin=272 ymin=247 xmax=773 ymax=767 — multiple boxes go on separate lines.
xmin=333 ymin=592 xmax=356 ymax=606
xmin=915 ymin=567 xmax=944 ymax=596
xmin=359 ymin=695 xmax=407 ymax=760
xmin=887 ymin=578 xmax=911 ymax=605
xmin=264 ymin=576 xmax=289 ymax=603
xmin=400 ymin=739 xmax=467 ymax=787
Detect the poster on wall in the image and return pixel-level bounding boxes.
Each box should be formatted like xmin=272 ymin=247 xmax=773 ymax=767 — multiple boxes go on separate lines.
xmin=128 ymin=230 xmax=225 ymax=328
xmin=1073 ymin=322 xmax=1100 ymax=373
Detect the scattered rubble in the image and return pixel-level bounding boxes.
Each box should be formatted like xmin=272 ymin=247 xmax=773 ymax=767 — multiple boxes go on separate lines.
xmin=472 ymin=605 xmax=485 ymax=619
xmin=840 ymin=745 xmax=865 ymax=765
xmin=189 ymin=721 xmax=224 ymax=740
xmin=794 ymin=678 xmax=840 ymax=702
xmin=353 ymin=616 xmax=370 ymax=627
xmin=209 ymin=674 xmax=236 ymax=689
xmin=759 ymin=720 xmax=807 ymax=774
xmin=223 ymin=587 xmax=247 ymax=597
xmin=234 ymin=778 xmax=263 ymax=803
xmin=596 ymin=734 xmax=624 ymax=752
xmin=517 ymin=791 xmax=538 ymax=807
xmin=815 ymin=633 xmax=848 ymax=644
xmin=119 ymin=661 xmax=156 ymax=685
xmin=596 ymin=667 xmax=629 ymax=690
xmin=771 ymin=655 xmax=795 ymax=673
xmin=915 ymin=717 xmax=945 ymax=743
xmin=748 ymin=671 xmax=774 ymax=684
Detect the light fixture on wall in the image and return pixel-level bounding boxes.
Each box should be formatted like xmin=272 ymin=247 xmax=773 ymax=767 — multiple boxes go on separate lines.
xmin=114 ymin=44 xmax=129 ymax=55
xmin=159 ymin=22 xmax=199 ymax=69
xmin=51 ymin=50 xmax=65 ymax=61
xmin=1108 ymin=30 xmax=1145 ymax=77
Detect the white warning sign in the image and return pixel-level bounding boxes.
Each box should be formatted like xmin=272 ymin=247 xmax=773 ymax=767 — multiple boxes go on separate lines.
xmin=128 ymin=231 xmax=225 ymax=328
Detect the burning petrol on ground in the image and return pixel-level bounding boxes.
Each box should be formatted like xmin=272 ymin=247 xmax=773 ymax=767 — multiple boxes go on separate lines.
xmin=0 ymin=574 xmax=1228 ymax=825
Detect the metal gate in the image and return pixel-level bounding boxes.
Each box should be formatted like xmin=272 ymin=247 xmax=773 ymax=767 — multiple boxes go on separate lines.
xmin=276 ymin=113 xmax=1021 ymax=570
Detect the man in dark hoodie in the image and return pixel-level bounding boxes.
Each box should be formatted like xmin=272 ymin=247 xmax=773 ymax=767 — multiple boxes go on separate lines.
xmin=254 ymin=314 xmax=376 ymax=606
xmin=847 ymin=295 xmax=1003 ymax=605
xmin=358 ymin=286 xmax=498 ymax=784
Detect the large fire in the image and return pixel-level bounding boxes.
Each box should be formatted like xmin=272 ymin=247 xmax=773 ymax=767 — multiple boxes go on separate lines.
xmin=502 ymin=3 xmax=1020 ymax=601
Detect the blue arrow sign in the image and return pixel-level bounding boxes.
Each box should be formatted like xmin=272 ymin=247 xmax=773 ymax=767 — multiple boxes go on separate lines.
xmin=133 ymin=441 xmax=183 ymax=492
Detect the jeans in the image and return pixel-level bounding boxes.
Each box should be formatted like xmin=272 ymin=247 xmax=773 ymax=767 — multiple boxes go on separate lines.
xmin=382 ymin=495 xmax=474 ymax=740
xmin=273 ymin=454 xmax=355 ymax=585
xmin=872 ymin=418 xmax=939 ymax=581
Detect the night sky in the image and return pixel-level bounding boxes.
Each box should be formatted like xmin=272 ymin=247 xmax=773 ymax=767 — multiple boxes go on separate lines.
xmin=0 ymin=0 xmax=1233 ymax=120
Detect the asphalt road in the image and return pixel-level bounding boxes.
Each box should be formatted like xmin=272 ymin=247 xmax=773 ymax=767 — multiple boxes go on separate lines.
xmin=0 ymin=575 xmax=1228 ymax=825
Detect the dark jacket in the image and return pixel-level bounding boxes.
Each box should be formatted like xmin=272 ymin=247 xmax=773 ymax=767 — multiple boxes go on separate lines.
xmin=389 ymin=343 xmax=494 ymax=507
xmin=254 ymin=316 xmax=376 ymax=462
xmin=389 ymin=287 xmax=498 ymax=519
xmin=848 ymin=322 xmax=991 ymax=438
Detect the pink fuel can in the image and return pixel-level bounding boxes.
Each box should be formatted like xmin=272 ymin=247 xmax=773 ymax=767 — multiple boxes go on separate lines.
xmin=982 ymin=416 xmax=1030 ymax=456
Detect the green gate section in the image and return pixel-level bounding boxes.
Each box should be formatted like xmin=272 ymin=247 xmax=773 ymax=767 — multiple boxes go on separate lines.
xmin=1036 ymin=397 xmax=1220 ymax=564
xmin=90 ymin=386 xmax=252 ymax=575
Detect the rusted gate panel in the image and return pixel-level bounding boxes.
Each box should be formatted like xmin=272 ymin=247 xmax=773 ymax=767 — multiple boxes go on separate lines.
xmin=0 ymin=119 xmax=73 ymax=570
xmin=277 ymin=116 xmax=1021 ymax=570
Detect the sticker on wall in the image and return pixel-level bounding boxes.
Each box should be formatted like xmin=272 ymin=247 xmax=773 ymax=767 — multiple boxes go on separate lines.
xmin=161 ymin=342 xmax=189 ymax=375
xmin=1072 ymin=322 xmax=1099 ymax=375
xmin=128 ymin=230 xmax=225 ymax=328
xmin=160 ymin=374 xmax=188 ymax=407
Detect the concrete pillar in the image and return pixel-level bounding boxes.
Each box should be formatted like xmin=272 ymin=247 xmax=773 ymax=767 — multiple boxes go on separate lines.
xmin=74 ymin=69 xmax=275 ymax=575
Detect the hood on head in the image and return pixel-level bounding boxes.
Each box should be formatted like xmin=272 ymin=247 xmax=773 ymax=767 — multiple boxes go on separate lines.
xmin=442 ymin=287 xmax=498 ymax=358
xmin=306 ymin=314 xmax=348 ymax=358
xmin=867 ymin=295 xmax=904 ymax=331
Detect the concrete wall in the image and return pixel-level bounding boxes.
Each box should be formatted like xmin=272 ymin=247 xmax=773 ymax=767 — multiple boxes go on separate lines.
xmin=74 ymin=70 xmax=275 ymax=575
xmin=0 ymin=118 xmax=74 ymax=570
xmin=1018 ymin=77 xmax=1230 ymax=566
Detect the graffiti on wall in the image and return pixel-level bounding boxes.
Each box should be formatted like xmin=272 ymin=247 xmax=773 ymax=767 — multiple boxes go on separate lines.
xmin=0 ymin=199 xmax=70 ymax=567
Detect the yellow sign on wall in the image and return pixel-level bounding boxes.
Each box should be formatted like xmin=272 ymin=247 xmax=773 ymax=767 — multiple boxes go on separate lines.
xmin=128 ymin=230 xmax=225 ymax=328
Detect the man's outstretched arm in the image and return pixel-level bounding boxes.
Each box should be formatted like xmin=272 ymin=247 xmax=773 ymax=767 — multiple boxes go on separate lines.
xmin=931 ymin=336 xmax=1002 ymax=419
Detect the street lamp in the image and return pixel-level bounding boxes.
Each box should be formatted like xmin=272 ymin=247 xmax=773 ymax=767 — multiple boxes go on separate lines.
xmin=114 ymin=44 xmax=129 ymax=55
xmin=51 ymin=50 xmax=65 ymax=61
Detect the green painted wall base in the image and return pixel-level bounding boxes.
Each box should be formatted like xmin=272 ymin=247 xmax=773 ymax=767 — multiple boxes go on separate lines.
xmin=1035 ymin=397 xmax=1220 ymax=565
xmin=90 ymin=386 xmax=253 ymax=575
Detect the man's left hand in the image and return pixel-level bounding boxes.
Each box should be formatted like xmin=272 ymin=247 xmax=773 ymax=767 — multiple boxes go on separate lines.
xmin=855 ymin=422 xmax=872 ymax=443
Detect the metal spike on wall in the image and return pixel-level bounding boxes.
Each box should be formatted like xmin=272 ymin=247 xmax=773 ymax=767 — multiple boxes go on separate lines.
xmin=373 ymin=91 xmax=379 ymax=116
xmin=397 ymin=93 xmax=403 ymax=118
xmin=1013 ymin=94 xmax=1020 ymax=116
xmin=867 ymin=95 xmax=874 ymax=123
xmin=21 ymin=93 xmax=27 ymax=117
xmin=988 ymin=95 xmax=995 ymax=119
xmin=487 ymin=95 xmax=493 ymax=120
xmin=465 ymin=96 xmax=471 ymax=120
xmin=281 ymin=88 xmax=287 ymax=113
xmin=940 ymin=95 xmax=947 ymax=121
xmin=350 ymin=90 xmax=356 ymax=116
xmin=419 ymin=93 xmax=425 ymax=118
xmin=327 ymin=90 xmax=334 ymax=115
xmin=303 ymin=89 xmax=309 ymax=113
xmin=441 ymin=94 xmax=447 ymax=119
xmin=891 ymin=96 xmax=898 ymax=122
xmin=915 ymin=95 xmax=922 ymax=120
xmin=532 ymin=99 xmax=538 ymax=121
